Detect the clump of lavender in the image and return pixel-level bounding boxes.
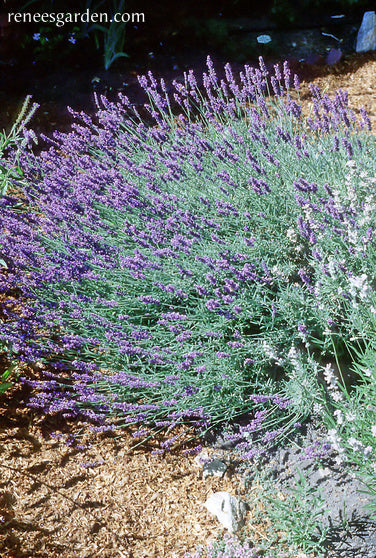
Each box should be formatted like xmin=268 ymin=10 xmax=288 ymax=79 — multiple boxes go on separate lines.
xmin=321 ymin=339 xmax=376 ymax=515
xmin=0 ymin=94 xmax=38 ymax=196
xmin=185 ymin=533 xmax=261 ymax=558
xmin=1 ymin=56 xmax=375 ymax=450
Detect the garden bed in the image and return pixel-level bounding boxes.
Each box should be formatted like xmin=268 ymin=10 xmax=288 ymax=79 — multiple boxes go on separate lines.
xmin=1 ymin=51 xmax=376 ymax=558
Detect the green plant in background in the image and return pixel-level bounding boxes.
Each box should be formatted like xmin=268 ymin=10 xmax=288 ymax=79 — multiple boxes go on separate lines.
xmin=257 ymin=470 xmax=329 ymax=555
xmin=20 ymin=0 xmax=129 ymax=69
xmin=0 ymin=96 xmax=38 ymax=197
xmin=90 ymin=0 xmax=129 ymax=70
xmin=20 ymin=0 xmax=81 ymax=62
xmin=0 ymin=362 xmax=19 ymax=395
xmin=25 ymin=25 xmax=80 ymax=63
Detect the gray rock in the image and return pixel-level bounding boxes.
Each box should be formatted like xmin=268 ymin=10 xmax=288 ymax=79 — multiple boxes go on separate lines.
xmin=204 ymin=491 xmax=247 ymax=532
xmin=356 ymin=11 xmax=376 ymax=53
xmin=202 ymin=458 xmax=227 ymax=480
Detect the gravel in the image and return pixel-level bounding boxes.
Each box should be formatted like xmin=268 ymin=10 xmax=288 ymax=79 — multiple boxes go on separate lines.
xmin=205 ymin=417 xmax=376 ymax=557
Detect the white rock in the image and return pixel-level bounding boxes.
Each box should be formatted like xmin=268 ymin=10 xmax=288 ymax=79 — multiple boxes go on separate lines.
xmin=193 ymin=451 xmax=210 ymax=467
xmin=204 ymin=491 xmax=247 ymax=532
xmin=318 ymin=467 xmax=332 ymax=479
xmin=356 ymin=11 xmax=376 ymax=53
xmin=202 ymin=459 xmax=227 ymax=479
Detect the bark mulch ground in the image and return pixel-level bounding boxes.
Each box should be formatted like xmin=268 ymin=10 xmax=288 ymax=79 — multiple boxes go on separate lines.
xmin=0 ymin=380 xmax=246 ymax=558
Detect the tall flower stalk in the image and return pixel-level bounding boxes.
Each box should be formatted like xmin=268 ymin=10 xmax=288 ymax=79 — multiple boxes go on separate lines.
xmin=0 ymin=95 xmax=38 ymax=196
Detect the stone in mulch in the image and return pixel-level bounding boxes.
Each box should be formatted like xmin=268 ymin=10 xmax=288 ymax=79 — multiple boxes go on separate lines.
xmin=204 ymin=492 xmax=248 ymax=533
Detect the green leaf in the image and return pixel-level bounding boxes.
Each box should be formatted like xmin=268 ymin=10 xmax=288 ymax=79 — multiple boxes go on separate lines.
xmin=104 ymin=52 xmax=129 ymax=70
xmin=0 ymin=382 xmax=13 ymax=394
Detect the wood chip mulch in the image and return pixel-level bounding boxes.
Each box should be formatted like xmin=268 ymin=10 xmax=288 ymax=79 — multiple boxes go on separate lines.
xmin=0 ymin=385 xmax=250 ymax=558
xmin=294 ymin=51 xmax=376 ymax=129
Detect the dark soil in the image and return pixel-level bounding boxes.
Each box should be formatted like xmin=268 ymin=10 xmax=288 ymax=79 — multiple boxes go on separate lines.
xmin=0 ymin=9 xmax=371 ymax=138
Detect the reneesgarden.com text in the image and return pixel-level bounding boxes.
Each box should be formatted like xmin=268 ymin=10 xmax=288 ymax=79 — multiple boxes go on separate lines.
xmin=8 ymin=10 xmax=145 ymax=27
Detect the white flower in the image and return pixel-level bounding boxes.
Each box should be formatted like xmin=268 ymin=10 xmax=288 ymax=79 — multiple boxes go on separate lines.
xmin=348 ymin=274 xmax=371 ymax=300
xmin=323 ymin=363 xmax=337 ymax=388
xmin=331 ymin=391 xmax=343 ymax=402
xmin=345 ymin=412 xmax=356 ymax=422
xmin=327 ymin=428 xmax=345 ymax=455
xmin=364 ymin=446 xmax=373 ymax=459
xmin=347 ymin=437 xmax=364 ymax=453
xmin=328 ymin=428 xmax=341 ymax=445
xmin=371 ymin=425 xmax=376 ymax=437
xmin=263 ymin=340 xmax=276 ymax=360
xmin=271 ymin=265 xmax=281 ymax=276
xmin=313 ymin=402 xmax=324 ymax=415
xmin=347 ymin=229 xmax=358 ymax=246
xmin=334 ymin=409 xmax=344 ymax=425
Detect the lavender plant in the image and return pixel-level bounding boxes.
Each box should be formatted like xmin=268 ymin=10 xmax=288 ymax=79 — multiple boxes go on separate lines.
xmin=185 ymin=533 xmax=261 ymax=558
xmin=299 ymin=153 xmax=376 ymax=519
xmin=0 ymin=95 xmax=38 ymax=196
xmin=1 ymin=57 xmax=375 ymax=453
xmin=257 ymin=470 xmax=329 ymax=555
xmin=320 ymin=337 xmax=376 ymax=518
